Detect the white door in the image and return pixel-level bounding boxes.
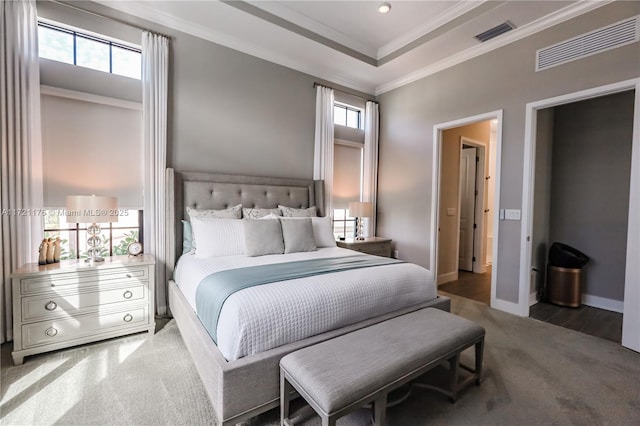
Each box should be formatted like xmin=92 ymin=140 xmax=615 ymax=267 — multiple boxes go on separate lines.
xmin=459 ymin=146 xmax=477 ymax=271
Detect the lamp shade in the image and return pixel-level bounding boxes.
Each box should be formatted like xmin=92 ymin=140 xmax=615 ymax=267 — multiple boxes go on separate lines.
xmin=348 ymin=201 xmax=373 ymax=218
xmin=66 ymin=195 xmax=118 ymax=223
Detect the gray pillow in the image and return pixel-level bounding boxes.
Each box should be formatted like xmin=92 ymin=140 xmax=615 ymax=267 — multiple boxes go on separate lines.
xmin=243 ymin=219 xmax=284 ymax=256
xmin=280 ymin=218 xmax=316 ymax=254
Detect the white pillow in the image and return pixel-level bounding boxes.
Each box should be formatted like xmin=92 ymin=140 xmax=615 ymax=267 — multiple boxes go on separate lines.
xmin=279 ymin=216 xmax=336 ymax=248
xmin=190 ymin=218 xmax=245 ymax=258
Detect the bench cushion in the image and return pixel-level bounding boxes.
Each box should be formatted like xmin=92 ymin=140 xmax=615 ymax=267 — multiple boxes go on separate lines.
xmin=280 ymin=308 xmax=484 ymax=414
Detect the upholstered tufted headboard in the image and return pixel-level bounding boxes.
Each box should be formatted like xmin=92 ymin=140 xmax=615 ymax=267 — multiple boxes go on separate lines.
xmin=165 ymin=168 xmax=324 ymax=277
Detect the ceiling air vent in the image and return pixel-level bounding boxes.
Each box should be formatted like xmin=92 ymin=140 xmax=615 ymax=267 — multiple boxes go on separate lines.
xmin=536 ymin=15 xmax=639 ymax=72
xmin=475 ymin=21 xmax=515 ymax=42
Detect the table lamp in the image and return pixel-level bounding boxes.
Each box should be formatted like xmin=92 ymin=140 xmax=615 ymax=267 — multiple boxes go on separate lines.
xmin=348 ymin=201 xmax=373 ymax=241
xmin=66 ymin=195 xmax=118 ymax=262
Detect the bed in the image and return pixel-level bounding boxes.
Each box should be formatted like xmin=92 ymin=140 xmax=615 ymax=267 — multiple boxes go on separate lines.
xmin=165 ymin=168 xmax=450 ymax=425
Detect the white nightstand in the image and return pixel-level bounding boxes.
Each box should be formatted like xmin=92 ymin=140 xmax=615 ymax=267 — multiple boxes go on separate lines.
xmin=336 ymin=237 xmax=393 ymax=257
xmin=11 ymin=255 xmax=155 ymax=365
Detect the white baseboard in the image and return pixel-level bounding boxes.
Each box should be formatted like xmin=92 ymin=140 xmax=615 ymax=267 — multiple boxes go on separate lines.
xmin=582 ymin=293 xmax=624 ymax=313
xmin=437 ymin=271 xmax=458 ymax=285
xmin=529 ymin=292 xmax=538 ymax=306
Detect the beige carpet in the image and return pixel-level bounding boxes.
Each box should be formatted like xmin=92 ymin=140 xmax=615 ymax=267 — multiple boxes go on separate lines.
xmin=2 ymin=294 xmax=639 ymax=425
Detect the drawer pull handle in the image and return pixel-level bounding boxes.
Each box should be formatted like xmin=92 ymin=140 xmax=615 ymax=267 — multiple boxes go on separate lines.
xmin=45 ymin=327 xmax=58 ymax=337
xmin=45 ymin=301 xmax=58 ymax=311
xmin=126 ymin=273 xmax=132 ymax=278
xmin=123 ymin=313 xmax=133 ymax=323
xmin=123 ymin=290 xmax=133 ymax=299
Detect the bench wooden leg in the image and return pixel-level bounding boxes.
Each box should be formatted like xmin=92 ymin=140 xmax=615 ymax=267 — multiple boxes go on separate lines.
xmin=449 ymin=352 xmax=461 ymax=403
xmin=322 ymin=415 xmax=337 ymax=426
xmin=281 ymin=372 xmax=293 ymax=425
xmin=373 ymin=394 xmax=387 ymax=426
xmin=475 ymin=337 xmax=484 ymax=385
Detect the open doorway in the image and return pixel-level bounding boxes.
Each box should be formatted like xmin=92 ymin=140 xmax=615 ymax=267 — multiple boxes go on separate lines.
xmin=432 ymin=111 xmax=502 ymax=307
xmin=520 ymin=79 xmax=640 ymax=352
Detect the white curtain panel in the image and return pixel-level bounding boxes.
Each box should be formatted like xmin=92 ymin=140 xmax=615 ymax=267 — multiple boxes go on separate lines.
xmin=362 ymin=101 xmax=379 ymax=238
xmin=313 ymin=86 xmax=335 ymax=216
xmin=0 ymin=0 xmax=44 ymax=343
xmin=142 ymin=31 xmax=168 ymax=315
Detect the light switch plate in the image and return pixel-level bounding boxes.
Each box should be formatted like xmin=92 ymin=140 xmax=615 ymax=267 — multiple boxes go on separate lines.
xmin=505 ymin=209 xmax=521 ymax=220
xmin=499 ymin=209 xmax=505 ymax=220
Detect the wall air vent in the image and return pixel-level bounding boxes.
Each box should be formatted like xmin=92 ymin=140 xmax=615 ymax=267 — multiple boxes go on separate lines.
xmin=536 ymin=15 xmax=639 ymax=72
xmin=475 ymin=21 xmax=515 ymax=42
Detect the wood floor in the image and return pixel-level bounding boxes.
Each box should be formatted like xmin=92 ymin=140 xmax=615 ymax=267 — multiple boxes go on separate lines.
xmin=439 ymin=268 xmax=492 ymax=305
xmin=438 ymin=267 xmax=622 ymax=344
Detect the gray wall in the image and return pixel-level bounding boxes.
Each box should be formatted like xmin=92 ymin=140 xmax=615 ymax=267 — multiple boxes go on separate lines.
xmin=549 ymin=91 xmax=634 ymax=302
xmin=376 ymin=2 xmax=640 ymax=304
xmin=169 ymin=31 xmax=316 ymax=178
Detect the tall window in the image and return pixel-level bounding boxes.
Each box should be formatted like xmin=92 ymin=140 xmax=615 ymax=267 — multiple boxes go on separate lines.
xmin=334 ymin=103 xmax=362 ymax=129
xmin=38 ymin=20 xmax=141 ymax=79
xmin=43 ymin=209 xmax=142 ymax=260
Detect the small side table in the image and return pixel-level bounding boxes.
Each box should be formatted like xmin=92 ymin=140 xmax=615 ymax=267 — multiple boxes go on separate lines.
xmin=336 ymin=237 xmax=392 ymax=257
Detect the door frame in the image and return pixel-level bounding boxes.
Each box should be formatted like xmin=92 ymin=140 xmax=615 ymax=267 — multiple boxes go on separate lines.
xmin=432 ymin=110 xmax=503 ymax=309
xmin=520 ymin=78 xmax=640 ymax=352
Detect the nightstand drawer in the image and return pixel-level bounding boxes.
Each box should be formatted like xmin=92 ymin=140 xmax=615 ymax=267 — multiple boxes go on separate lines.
xmin=21 ymin=305 xmax=149 ymax=349
xmin=356 ymin=245 xmax=391 ymax=257
xmin=22 ymin=284 xmax=148 ymax=321
xmin=337 ymin=238 xmax=392 ymax=257
xmin=20 ymin=267 xmax=148 ymax=295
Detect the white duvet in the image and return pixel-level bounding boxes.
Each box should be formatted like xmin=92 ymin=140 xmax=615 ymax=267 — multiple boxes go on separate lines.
xmin=174 ymin=247 xmax=437 ymax=360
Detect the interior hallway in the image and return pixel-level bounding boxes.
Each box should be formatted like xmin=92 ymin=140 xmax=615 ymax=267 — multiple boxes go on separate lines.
xmin=438 ymin=267 xmax=622 ymax=344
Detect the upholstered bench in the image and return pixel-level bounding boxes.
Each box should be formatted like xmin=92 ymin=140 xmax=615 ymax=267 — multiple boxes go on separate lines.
xmin=279 ymin=308 xmax=485 ymax=426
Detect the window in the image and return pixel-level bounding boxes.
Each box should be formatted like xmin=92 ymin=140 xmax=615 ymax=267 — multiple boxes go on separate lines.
xmin=44 ymin=209 xmax=142 ymax=260
xmin=334 ymin=103 xmax=362 ymax=129
xmin=333 ymin=208 xmax=357 ymax=239
xmin=38 ymin=21 xmax=141 ymax=79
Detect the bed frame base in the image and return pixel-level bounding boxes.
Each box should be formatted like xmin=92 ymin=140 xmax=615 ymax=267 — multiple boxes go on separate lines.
xmin=169 ymin=279 xmax=450 ymax=425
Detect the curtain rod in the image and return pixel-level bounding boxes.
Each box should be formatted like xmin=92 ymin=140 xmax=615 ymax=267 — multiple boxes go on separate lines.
xmin=313 ymin=82 xmax=377 ymax=103
xmin=50 ymin=0 xmax=172 ymax=39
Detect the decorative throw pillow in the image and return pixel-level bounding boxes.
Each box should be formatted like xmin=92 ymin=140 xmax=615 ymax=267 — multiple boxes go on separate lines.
xmin=259 ymin=213 xmax=281 ymax=220
xmin=278 ymin=205 xmax=317 ymax=217
xmin=182 ymin=220 xmax=194 ymax=255
xmin=310 ymin=216 xmax=337 ymax=248
xmin=243 ymin=219 xmax=284 ymax=256
xmin=187 ymin=204 xmax=242 ymax=220
xmin=278 ymin=216 xmax=336 ymax=248
xmin=280 ymin=218 xmax=316 ymax=254
xmin=190 ymin=218 xmax=245 ymax=258
xmin=242 ymin=207 xmax=282 ymax=219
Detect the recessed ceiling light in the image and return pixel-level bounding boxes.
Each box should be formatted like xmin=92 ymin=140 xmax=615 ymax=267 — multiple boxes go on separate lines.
xmin=378 ymin=3 xmax=391 ymax=14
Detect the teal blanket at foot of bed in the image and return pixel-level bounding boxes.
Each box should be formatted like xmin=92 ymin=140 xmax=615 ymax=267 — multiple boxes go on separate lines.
xmin=195 ymin=255 xmax=404 ymax=342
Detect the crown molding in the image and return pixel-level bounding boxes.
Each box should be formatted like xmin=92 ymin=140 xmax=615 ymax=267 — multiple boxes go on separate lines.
xmin=377 ymin=0 xmax=487 ymax=59
xmin=375 ymin=0 xmax=613 ymax=95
